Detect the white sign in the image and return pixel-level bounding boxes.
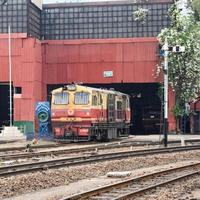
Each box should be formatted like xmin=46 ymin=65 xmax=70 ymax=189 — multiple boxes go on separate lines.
xmin=103 ymin=71 xmax=113 ymax=77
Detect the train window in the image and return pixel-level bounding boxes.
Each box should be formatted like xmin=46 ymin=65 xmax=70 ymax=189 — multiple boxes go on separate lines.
xmin=108 ymin=94 xmax=115 ymax=122
xmin=122 ymin=97 xmax=126 ymax=109
xmin=98 ymin=94 xmax=103 ymax=105
xmin=54 ymin=92 xmax=69 ymax=105
xmin=117 ymin=101 xmax=122 ymax=109
xmin=117 ymin=101 xmax=123 ymax=119
xmin=74 ymin=92 xmax=89 ymax=105
xmin=92 ymin=95 xmax=98 ymax=106
xmin=126 ymin=98 xmax=130 ymax=109
xmin=14 ymin=87 xmax=22 ymax=94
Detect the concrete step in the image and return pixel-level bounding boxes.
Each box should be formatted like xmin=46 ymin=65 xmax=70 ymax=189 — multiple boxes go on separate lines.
xmin=0 ymin=126 xmax=25 ymax=140
xmin=2 ymin=126 xmax=20 ymax=133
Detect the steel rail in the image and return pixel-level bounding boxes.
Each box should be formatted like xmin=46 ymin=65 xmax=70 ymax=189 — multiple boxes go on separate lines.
xmin=0 ymin=141 xmax=158 ymax=160
xmin=60 ymin=162 xmax=200 ymax=200
xmin=0 ymin=140 xmax=149 ymax=156
xmin=0 ymin=145 xmax=200 ymax=177
xmin=1 ymin=140 xmax=200 ymax=161
xmin=1 ymin=138 xmax=200 ymax=154
xmin=0 ymin=139 xmax=159 ymax=153
xmin=0 ymin=139 xmax=132 ymax=153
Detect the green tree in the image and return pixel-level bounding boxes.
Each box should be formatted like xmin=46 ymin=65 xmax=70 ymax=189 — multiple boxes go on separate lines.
xmin=191 ymin=0 xmax=200 ymax=20
xmin=158 ymin=0 xmax=200 ymax=131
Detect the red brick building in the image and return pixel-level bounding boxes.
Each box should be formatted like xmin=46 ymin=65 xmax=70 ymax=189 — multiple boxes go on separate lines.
xmin=0 ymin=0 xmax=198 ymax=134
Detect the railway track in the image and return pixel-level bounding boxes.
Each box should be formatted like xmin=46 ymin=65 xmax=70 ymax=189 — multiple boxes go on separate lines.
xmin=0 ymin=143 xmax=64 ymax=153
xmin=0 ymin=139 xmax=130 ymax=153
xmin=0 ymin=141 xmax=156 ymax=161
xmin=60 ymin=162 xmax=200 ymax=200
xmin=0 ymin=145 xmax=200 ymax=177
xmin=1 ymin=139 xmax=200 ymax=161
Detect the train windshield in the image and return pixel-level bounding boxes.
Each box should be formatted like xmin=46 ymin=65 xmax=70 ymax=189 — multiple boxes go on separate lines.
xmin=74 ymin=92 xmax=89 ymax=105
xmin=54 ymin=92 xmax=69 ymax=105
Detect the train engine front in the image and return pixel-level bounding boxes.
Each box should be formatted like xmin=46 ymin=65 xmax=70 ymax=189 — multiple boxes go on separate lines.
xmin=51 ymin=84 xmax=93 ymax=141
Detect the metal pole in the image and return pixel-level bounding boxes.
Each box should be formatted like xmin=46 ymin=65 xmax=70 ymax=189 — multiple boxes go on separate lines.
xmin=8 ymin=25 xmax=12 ymax=126
xmin=163 ymin=39 xmax=168 ymax=147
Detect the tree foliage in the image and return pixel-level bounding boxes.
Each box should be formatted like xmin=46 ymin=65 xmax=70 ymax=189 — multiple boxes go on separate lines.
xmin=133 ymin=8 xmax=149 ymax=24
xmin=158 ymin=0 xmax=200 ymax=115
xmin=191 ymin=0 xmax=200 ymax=20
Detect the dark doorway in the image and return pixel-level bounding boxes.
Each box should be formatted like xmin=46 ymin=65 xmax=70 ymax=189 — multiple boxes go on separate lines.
xmin=0 ymin=83 xmax=13 ymax=128
xmin=47 ymin=83 xmax=162 ymax=134
xmin=194 ymin=111 xmax=200 ymax=133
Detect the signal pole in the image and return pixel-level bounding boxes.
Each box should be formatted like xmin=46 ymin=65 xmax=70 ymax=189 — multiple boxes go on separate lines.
xmin=161 ymin=40 xmax=185 ymax=147
xmin=162 ymin=39 xmax=169 ymax=147
xmin=8 ymin=25 xmax=12 ymax=126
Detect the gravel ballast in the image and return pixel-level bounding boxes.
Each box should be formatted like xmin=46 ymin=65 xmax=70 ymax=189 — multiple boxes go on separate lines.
xmin=133 ymin=175 xmax=200 ymax=200
xmin=0 ymin=150 xmax=200 ymax=199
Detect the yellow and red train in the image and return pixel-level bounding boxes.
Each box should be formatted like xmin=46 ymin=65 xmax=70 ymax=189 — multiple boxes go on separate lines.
xmin=51 ymin=84 xmax=131 ymax=141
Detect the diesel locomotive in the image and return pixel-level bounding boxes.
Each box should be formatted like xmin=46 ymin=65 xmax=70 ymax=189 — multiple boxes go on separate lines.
xmin=51 ymin=84 xmax=131 ymax=141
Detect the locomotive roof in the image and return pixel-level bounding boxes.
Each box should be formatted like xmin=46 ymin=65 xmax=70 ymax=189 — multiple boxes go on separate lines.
xmin=52 ymin=84 xmax=129 ymax=97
